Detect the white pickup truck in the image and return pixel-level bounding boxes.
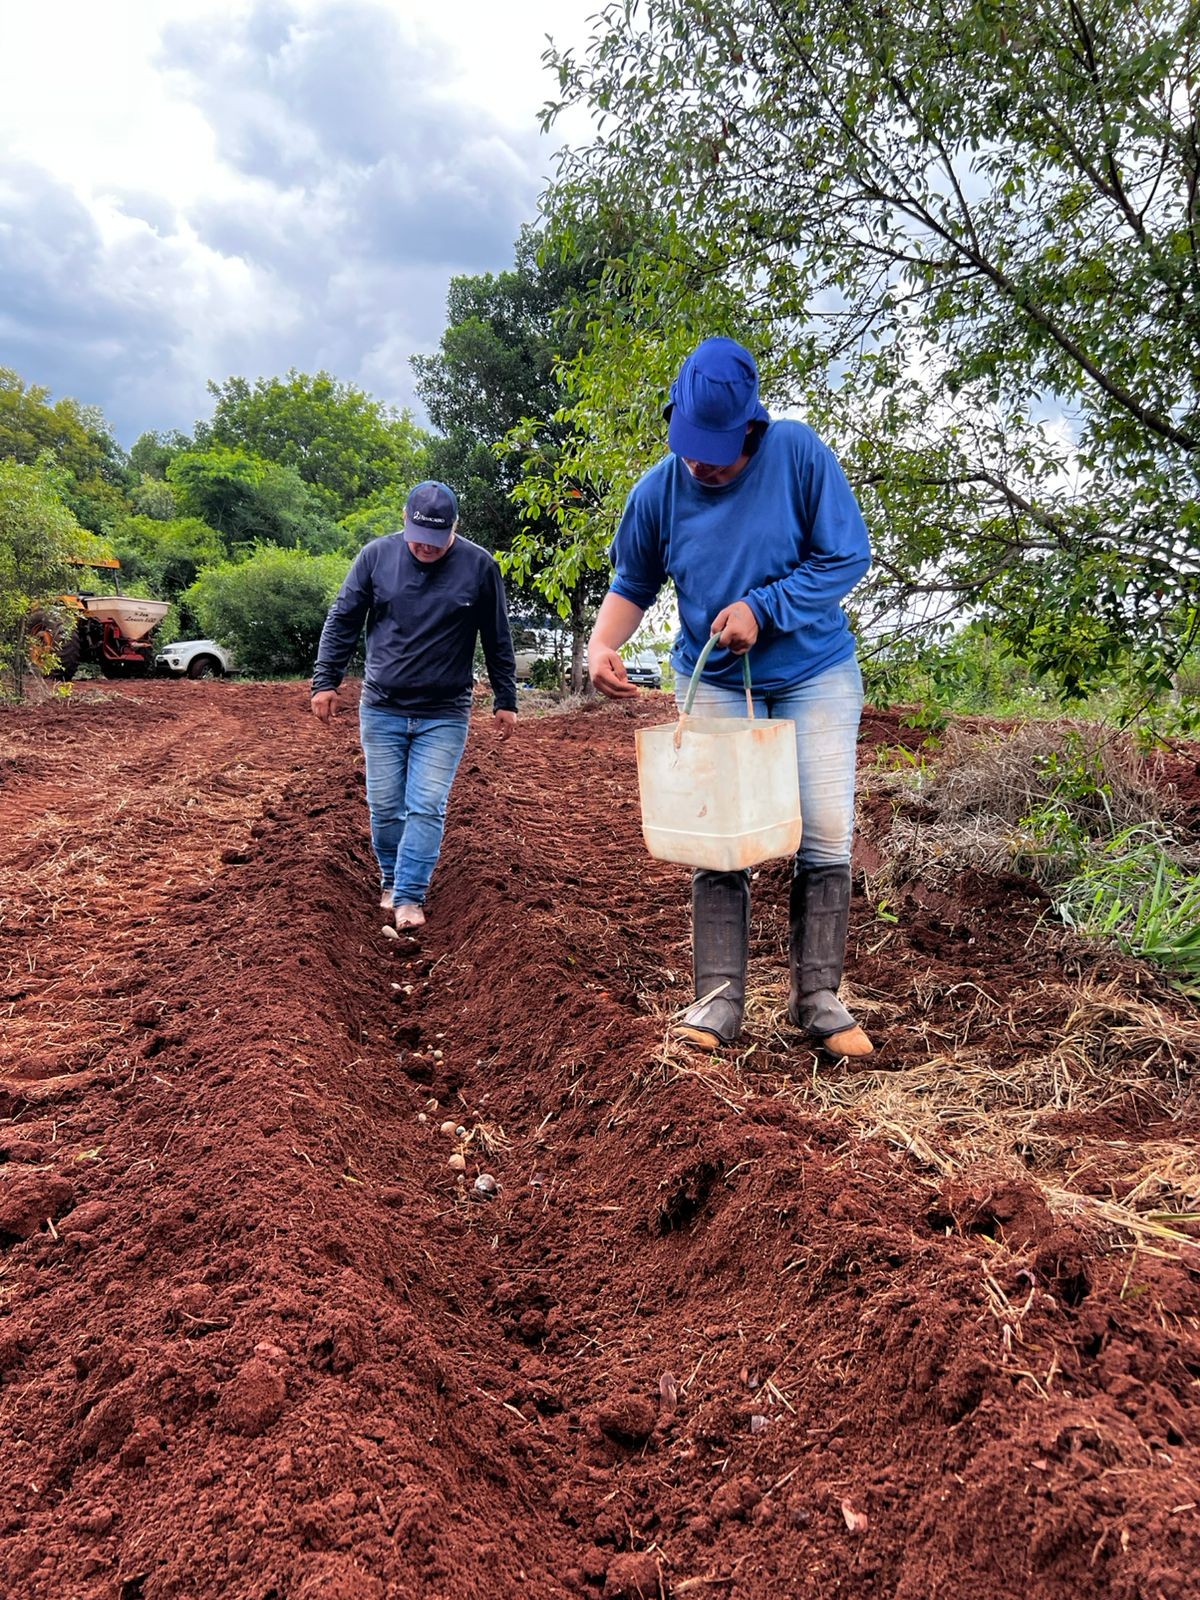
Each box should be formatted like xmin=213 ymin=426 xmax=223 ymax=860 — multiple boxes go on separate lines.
xmin=156 ymin=639 xmax=235 ymax=680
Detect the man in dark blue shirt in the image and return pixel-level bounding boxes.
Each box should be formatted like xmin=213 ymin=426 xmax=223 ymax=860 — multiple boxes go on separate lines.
xmin=311 ymin=481 xmax=517 ymax=930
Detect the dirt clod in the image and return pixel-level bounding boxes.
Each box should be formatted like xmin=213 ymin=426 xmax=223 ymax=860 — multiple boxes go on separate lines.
xmin=603 ymin=1551 xmax=661 ymax=1598
xmin=593 ymin=1394 xmax=658 ymax=1445
xmin=710 ymin=1475 xmax=762 ymax=1524
xmin=0 ymin=1173 xmax=74 ymax=1241
xmin=216 ymin=1359 xmax=286 ymax=1437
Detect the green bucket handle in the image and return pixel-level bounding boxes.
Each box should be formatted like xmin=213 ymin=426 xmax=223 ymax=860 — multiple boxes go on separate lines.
xmin=681 ymin=632 xmax=754 ymax=719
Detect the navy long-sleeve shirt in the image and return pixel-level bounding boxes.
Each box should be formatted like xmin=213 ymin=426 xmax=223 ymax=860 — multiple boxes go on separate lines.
xmin=311 ymin=533 xmax=518 ymax=717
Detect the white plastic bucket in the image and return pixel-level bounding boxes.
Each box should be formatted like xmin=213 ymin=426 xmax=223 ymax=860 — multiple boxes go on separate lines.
xmin=635 ymin=639 xmax=802 ymax=870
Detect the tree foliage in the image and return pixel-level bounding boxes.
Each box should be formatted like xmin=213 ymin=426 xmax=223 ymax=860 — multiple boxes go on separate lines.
xmin=0 ymin=460 xmax=101 ymax=699
xmin=501 ymin=220 xmax=766 ymax=630
xmin=538 ymin=0 xmax=1200 ymax=703
xmin=413 ymin=227 xmax=587 ymax=559
xmin=0 ymin=364 xmax=429 ymax=679
xmin=416 ymin=224 xmax=641 ymax=686
xmin=130 ymin=478 xmax=179 ymax=521
xmin=197 ymin=371 xmax=429 ymax=520
xmin=184 ymin=546 xmax=350 ymax=677
xmin=112 ymin=515 xmax=225 ymax=601
xmin=166 ymin=446 xmax=338 ymax=554
xmin=0 ymin=369 xmax=131 ymax=534
xmin=129 ymin=429 xmax=191 ymax=482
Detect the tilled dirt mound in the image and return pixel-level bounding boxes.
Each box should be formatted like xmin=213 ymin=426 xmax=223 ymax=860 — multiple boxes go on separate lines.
xmin=0 ymin=681 xmax=1197 ymax=1600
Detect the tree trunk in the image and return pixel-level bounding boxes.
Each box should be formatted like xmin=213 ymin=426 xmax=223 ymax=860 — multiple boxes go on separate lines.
xmin=569 ymin=583 xmax=587 ymax=695
xmin=2 ymin=630 xmax=25 ymax=703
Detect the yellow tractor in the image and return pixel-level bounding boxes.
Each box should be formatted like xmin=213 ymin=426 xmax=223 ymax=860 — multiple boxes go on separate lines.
xmin=28 ymin=559 xmax=170 ymax=680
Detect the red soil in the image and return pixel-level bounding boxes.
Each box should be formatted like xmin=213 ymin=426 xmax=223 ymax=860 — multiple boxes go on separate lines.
xmin=0 ymin=681 xmax=1197 ymax=1600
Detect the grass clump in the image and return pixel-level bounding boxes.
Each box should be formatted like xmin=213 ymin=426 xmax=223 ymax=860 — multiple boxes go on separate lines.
xmin=1052 ymin=828 xmax=1200 ymax=988
xmin=865 ymin=717 xmax=1200 ymax=989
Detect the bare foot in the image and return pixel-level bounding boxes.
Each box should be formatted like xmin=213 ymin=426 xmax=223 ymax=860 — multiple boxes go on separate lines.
xmin=393 ymin=903 xmax=426 ymax=929
xmin=380 ymin=889 xmax=394 ymax=909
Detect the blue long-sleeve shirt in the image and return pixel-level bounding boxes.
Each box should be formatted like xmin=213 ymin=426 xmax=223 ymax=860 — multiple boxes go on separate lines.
xmin=312 ymin=533 xmax=518 ymax=716
xmin=610 ymin=419 xmax=871 ymax=692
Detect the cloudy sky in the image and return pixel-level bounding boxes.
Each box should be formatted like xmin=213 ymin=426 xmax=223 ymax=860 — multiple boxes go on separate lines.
xmin=0 ymin=0 xmax=599 ymax=446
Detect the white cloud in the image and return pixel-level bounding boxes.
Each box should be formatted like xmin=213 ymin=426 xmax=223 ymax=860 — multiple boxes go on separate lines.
xmin=0 ymin=0 xmax=598 ymax=443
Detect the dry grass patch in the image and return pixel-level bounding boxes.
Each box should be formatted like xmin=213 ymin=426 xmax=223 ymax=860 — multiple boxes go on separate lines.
xmin=656 ymin=967 xmax=1200 ymax=1260
xmin=862 ymin=718 xmax=1194 ymax=893
xmin=925 ymin=720 xmax=1170 ymax=832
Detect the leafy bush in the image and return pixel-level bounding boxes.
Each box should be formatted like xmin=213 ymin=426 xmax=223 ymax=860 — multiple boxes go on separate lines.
xmin=529 ymin=656 xmax=563 ymax=691
xmin=0 ymin=460 xmax=105 ymax=697
xmin=932 ymin=722 xmax=1168 ymax=849
xmin=114 ymin=515 xmax=224 ymax=597
xmin=336 ymin=501 xmax=406 ymax=553
xmin=864 ymin=625 xmax=1053 ymax=720
xmin=184 ymin=546 xmax=349 ymax=677
xmin=869 ymin=714 xmax=1200 ymax=989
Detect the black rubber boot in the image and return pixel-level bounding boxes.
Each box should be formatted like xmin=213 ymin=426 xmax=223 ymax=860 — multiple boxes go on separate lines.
xmin=787 ymin=864 xmax=873 ymax=1057
xmin=675 ymin=869 xmax=750 ymax=1050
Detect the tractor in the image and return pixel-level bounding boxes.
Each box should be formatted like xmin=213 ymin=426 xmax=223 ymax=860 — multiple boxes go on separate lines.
xmin=28 ymin=558 xmax=170 ymax=680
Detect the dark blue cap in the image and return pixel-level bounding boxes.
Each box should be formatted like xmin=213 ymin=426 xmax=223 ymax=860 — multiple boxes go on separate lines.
xmin=667 ymin=337 xmax=770 ymax=466
xmin=404 ymin=480 xmax=459 ymax=546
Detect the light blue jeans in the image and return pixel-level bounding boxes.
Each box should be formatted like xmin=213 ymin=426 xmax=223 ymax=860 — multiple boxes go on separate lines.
xmin=678 ymin=655 xmax=863 ymax=867
xmin=358 ymin=706 xmax=470 ymax=905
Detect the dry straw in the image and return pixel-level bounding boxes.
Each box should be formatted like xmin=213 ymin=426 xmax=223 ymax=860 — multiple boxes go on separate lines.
xmin=662 ymin=967 xmax=1199 ymax=1260
xmin=653 ymin=713 xmax=1198 ymax=1262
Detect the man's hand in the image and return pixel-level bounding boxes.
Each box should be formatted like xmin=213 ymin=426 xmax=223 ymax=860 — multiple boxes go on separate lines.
xmin=311 ymin=689 xmax=340 ymax=724
xmin=493 ymin=709 xmax=517 ymax=740
xmin=588 ymin=644 xmax=639 ymax=699
xmin=711 ymin=600 xmax=759 ymax=655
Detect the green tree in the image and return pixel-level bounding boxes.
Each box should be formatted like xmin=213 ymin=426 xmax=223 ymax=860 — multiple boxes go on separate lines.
xmin=414 ymin=229 xmax=573 ymax=552
xmin=167 ymin=446 xmax=338 ymax=553
xmin=112 ymin=515 xmax=224 ymax=599
xmin=415 ymin=225 xmax=629 ymax=687
xmin=183 ymin=545 xmax=350 ymax=677
xmin=498 ymin=218 xmax=771 ymax=687
xmin=197 ymin=370 xmax=429 ymax=520
xmin=414 ymin=231 xmax=567 ymax=653
xmin=0 ymin=369 xmax=131 ymax=534
xmin=129 ymin=429 xmax=191 ymax=481
xmin=539 ymin=0 xmax=1200 ymax=704
xmin=336 ymin=500 xmax=409 ymax=550
xmin=0 ymin=460 xmax=96 ymax=698
xmin=130 ymin=478 xmax=178 ymax=520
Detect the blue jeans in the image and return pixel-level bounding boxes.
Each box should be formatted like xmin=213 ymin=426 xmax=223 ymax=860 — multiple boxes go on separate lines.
xmin=358 ymin=707 xmax=470 ymax=905
xmin=678 ymin=655 xmax=863 ymax=867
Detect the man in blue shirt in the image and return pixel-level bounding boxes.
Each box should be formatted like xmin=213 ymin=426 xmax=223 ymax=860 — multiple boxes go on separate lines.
xmin=587 ymin=338 xmax=873 ymax=1059
xmin=311 ymin=481 xmax=517 ymax=930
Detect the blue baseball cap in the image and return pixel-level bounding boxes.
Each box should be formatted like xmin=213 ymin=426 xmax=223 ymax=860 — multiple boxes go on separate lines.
xmin=666 ymin=337 xmax=770 ymax=466
xmin=404 ymin=480 xmax=459 ymax=546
